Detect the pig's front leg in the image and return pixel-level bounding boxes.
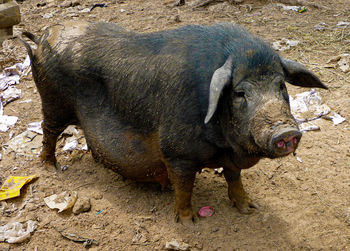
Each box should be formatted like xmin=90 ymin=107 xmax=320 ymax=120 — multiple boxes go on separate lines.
xmin=166 ymin=161 xmax=197 ymax=224
xmin=224 ymin=167 xmax=259 ymax=214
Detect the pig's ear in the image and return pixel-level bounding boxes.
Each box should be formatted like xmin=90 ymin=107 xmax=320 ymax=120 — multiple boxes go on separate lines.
xmin=205 ymin=56 xmax=234 ymax=124
xmin=281 ymin=58 xmax=328 ymax=89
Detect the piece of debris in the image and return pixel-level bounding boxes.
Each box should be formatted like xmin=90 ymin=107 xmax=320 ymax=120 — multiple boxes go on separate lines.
xmin=44 ymin=191 xmax=78 ymax=213
xmin=191 ymin=0 xmax=218 ymax=8
xmin=173 ymin=0 xmax=185 ymax=7
xmin=27 ymin=121 xmax=43 ymax=135
xmin=56 ymin=229 xmax=98 ymax=248
xmin=208 ymin=2 xmax=239 ymax=12
xmin=277 ymin=4 xmax=307 ymax=13
xmin=329 ymin=112 xmax=346 ymax=125
xmin=0 ymin=114 xmax=18 ymax=132
xmin=325 ymin=54 xmax=350 ymax=73
xmin=174 ymin=15 xmax=181 ymax=23
xmin=165 ymin=240 xmax=190 ymax=251
xmin=0 ymin=73 xmax=19 ymax=92
xmin=0 ymin=55 xmax=31 ymax=92
xmin=198 ymin=206 xmax=214 ymax=217
xmin=72 ymin=197 xmax=91 ymax=215
xmin=337 ymin=21 xmax=350 ymax=27
xmin=89 ymin=3 xmax=108 ymax=11
xmin=290 ymin=90 xmax=330 ymax=120
xmin=61 ymin=165 xmax=69 ymax=171
xmin=298 ymin=122 xmax=320 ymax=132
xmin=0 ymin=86 xmax=21 ymax=105
xmin=313 ymin=22 xmax=327 ymax=31
xmin=132 ymin=222 xmax=149 ymax=245
xmin=3 ymin=130 xmax=42 ymax=156
xmin=60 ymin=125 xmax=88 ymax=151
xmin=0 ymin=175 xmax=37 ymax=201
xmin=42 ymin=12 xmax=54 ymax=19
xmin=272 ymin=38 xmax=299 ymax=51
xmin=214 ymin=167 xmax=224 ymax=175
xmin=290 ymin=90 xmax=346 ymax=130
xmin=62 ymin=125 xmax=79 ymax=137
xmin=62 ymin=137 xmax=78 ymax=152
xmin=296 ymin=157 xmax=303 ymax=163
xmin=0 ymin=220 xmax=38 ymax=243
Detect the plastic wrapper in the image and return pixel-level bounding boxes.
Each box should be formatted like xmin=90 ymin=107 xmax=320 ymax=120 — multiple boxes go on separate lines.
xmin=0 ymin=220 xmax=38 ymax=243
xmin=0 ymin=175 xmax=37 ymax=201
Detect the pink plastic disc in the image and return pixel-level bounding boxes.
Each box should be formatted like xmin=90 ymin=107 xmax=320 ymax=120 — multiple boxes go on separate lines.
xmin=198 ymin=206 xmax=214 ymax=217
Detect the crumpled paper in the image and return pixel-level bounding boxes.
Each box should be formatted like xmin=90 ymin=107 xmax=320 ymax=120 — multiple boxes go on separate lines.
xmin=272 ymin=38 xmax=300 ymax=51
xmin=0 ymin=97 xmax=18 ymax=132
xmin=0 ymin=55 xmax=30 ymax=92
xmin=0 ymin=114 xmax=18 ymax=132
xmin=277 ymin=4 xmax=307 ymax=13
xmin=28 ymin=121 xmax=43 ymax=135
xmin=3 ymin=130 xmax=42 ymax=156
xmin=0 ymin=86 xmax=22 ymax=106
xmin=0 ymin=175 xmax=37 ymax=201
xmin=290 ymin=90 xmax=346 ymax=131
xmin=0 ymin=220 xmax=38 ymax=243
xmin=44 ymin=191 xmax=78 ymax=213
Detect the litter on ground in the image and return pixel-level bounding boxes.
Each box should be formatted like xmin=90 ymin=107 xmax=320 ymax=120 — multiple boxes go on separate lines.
xmin=0 ymin=220 xmax=38 ymax=243
xmin=0 ymin=175 xmax=37 ymax=201
xmin=290 ymin=89 xmax=346 ymax=132
xmin=44 ymin=191 xmax=78 ymax=213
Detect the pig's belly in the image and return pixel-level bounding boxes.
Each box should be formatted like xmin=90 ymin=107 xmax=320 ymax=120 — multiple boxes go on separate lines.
xmin=77 ymin=104 xmax=168 ymax=185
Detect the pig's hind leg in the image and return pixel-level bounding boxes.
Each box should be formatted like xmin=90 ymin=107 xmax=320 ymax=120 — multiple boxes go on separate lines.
xmin=40 ymin=101 xmax=77 ymax=169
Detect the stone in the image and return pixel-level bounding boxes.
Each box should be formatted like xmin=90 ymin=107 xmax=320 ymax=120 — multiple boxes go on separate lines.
xmin=72 ymin=197 xmax=91 ymax=215
xmin=0 ymin=0 xmax=20 ymax=43
xmin=165 ymin=240 xmax=190 ymax=251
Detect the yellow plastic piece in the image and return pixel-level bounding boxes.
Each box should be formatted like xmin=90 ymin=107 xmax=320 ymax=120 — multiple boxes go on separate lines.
xmin=0 ymin=175 xmax=37 ymax=201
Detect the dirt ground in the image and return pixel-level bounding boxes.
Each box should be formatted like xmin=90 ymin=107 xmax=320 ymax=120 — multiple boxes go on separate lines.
xmin=1 ymin=0 xmax=350 ymax=250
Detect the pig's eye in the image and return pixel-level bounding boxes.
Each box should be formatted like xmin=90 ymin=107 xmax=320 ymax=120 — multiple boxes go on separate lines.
xmin=233 ymin=91 xmax=246 ymax=108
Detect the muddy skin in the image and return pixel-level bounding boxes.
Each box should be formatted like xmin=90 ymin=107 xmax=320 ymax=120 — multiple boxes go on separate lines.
xmin=21 ymin=21 xmax=327 ymax=224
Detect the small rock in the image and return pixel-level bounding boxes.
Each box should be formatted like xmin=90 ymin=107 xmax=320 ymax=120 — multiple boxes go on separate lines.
xmin=92 ymin=191 xmax=103 ymax=200
xmin=165 ymin=240 xmax=190 ymax=251
xmin=72 ymin=197 xmax=91 ymax=215
xmin=211 ymin=227 xmax=219 ymax=233
xmin=344 ymin=207 xmax=350 ymax=225
xmin=60 ymin=0 xmax=72 ymax=8
xmin=71 ymin=0 xmax=80 ymax=7
xmin=174 ymin=15 xmax=181 ymax=23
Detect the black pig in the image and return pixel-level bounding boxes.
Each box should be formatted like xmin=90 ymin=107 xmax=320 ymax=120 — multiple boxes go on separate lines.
xmin=21 ymin=21 xmax=327 ymax=223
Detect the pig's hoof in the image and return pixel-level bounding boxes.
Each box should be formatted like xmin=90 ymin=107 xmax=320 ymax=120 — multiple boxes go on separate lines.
xmin=40 ymin=154 xmax=58 ymax=172
xmin=41 ymin=161 xmax=58 ymax=172
xmin=235 ymin=199 xmax=259 ymax=214
xmin=174 ymin=210 xmax=197 ymax=225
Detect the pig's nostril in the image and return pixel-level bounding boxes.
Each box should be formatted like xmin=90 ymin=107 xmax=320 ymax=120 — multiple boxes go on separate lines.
xmin=293 ymin=137 xmax=298 ymax=145
xmin=277 ymin=141 xmax=285 ymax=148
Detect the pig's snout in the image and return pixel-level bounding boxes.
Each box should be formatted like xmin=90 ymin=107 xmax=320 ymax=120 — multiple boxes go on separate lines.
xmin=270 ymin=128 xmax=302 ymax=156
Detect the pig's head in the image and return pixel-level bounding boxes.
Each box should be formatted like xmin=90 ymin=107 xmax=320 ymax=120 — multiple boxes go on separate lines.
xmin=205 ymin=52 xmax=328 ymax=159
